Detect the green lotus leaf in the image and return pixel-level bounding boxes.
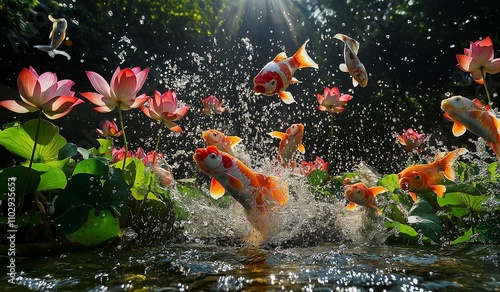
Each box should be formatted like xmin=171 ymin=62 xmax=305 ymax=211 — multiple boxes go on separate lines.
xmin=65 ymin=208 xmax=122 ymax=246
xmin=73 ymin=158 xmax=109 ymax=177
xmin=0 ymin=166 xmax=40 ymax=198
xmin=53 ymin=204 xmax=94 ymax=235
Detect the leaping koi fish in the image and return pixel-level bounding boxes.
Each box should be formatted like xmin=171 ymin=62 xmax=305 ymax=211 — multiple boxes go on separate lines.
xmin=344 ymin=182 xmax=387 ymax=214
xmin=269 ymin=123 xmax=305 ymax=167
xmin=333 ymin=33 xmax=368 ymax=87
xmin=202 ymin=129 xmax=242 ymax=157
xmin=34 ymin=15 xmax=71 ymax=60
xmin=193 ymin=146 xmax=289 ymax=245
xmin=254 ymin=40 xmax=319 ymax=104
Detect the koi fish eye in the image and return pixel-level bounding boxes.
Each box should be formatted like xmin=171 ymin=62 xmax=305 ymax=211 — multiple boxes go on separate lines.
xmin=209 ymin=153 xmax=217 ymax=159
xmin=414 ymin=174 xmax=421 ymax=180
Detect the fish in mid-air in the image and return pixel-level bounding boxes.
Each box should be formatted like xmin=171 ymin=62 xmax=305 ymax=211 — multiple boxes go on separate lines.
xmin=333 ymin=33 xmax=368 ymax=87
xmin=33 ymin=15 xmax=71 ymax=60
xmin=441 ymin=95 xmax=500 ymax=158
xmin=269 ymin=123 xmax=305 ymax=167
xmin=253 ymin=40 xmax=319 ymax=104
xmin=202 ymin=129 xmax=242 ymax=157
xmin=193 ymin=146 xmax=289 ymax=245
xmin=344 ymin=182 xmax=387 ymax=214
xmin=398 ymin=148 xmax=467 ymax=202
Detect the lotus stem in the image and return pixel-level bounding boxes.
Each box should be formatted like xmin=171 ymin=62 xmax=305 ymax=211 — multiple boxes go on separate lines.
xmin=328 ymin=113 xmax=335 ymax=174
xmin=117 ymin=105 xmax=128 ymax=171
xmin=481 ymin=67 xmax=492 ymax=106
xmin=147 ymin=122 xmax=164 ymax=194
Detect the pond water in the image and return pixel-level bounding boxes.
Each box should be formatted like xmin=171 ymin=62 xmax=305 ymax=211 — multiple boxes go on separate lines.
xmin=3 ymin=243 xmax=499 ymax=291
xmin=1 ymin=1 xmax=500 ymax=291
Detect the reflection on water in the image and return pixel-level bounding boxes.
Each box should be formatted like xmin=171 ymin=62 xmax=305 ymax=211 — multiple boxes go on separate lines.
xmin=3 ymin=243 xmax=498 ymax=291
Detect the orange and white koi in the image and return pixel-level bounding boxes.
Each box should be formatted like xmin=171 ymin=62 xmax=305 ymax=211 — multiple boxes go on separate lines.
xmin=441 ymin=95 xmax=500 ymax=158
xmin=344 ymin=182 xmax=387 ymax=214
xmin=202 ymin=129 xmax=242 ymax=157
xmin=253 ymin=40 xmax=319 ymax=104
xmin=333 ymin=33 xmax=368 ymax=87
xmin=193 ymin=146 xmax=289 ymax=245
xmin=397 ymin=148 xmax=467 ymax=202
xmin=34 ymin=15 xmax=71 ymax=60
xmin=269 ymin=123 xmax=305 ymax=166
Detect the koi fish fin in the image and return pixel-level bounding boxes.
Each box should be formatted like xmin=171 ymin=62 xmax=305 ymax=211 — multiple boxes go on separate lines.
xmin=352 ymin=77 xmax=359 ymax=87
xmin=269 ymin=131 xmax=287 ymax=140
xmin=278 ymin=91 xmax=295 ymax=104
xmin=228 ymin=174 xmax=244 ymax=191
xmin=486 ymin=140 xmax=500 ymax=158
xmin=339 ymin=63 xmax=348 ymax=72
xmin=297 ymin=143 xmax=305 ymax=154
xmin=368 ymin=203 xmax=382 ymax=215
xmin=452 ymin=121 xmax=467 ymax=137
xmin=368 ymin=186 xmax=388 ymax=197
xmin=430 ymin=185 xmax=446 ymax=198
xmin=225 ymin=136 xmax=242 ymax=147
xmin=33 ymin=45 xmax=53 ymax=52
xmin=409 ymin=192 xmax=418 ymax=203
xmin=256 ymin=174 xmax=289 ymax=206
xmin=443 ymin=112 xmax=454 ymax=122
xmin=294 ymin=40 xmax=319 ymax=69
xmin=346 ymin=201 xmax=357 ymax=211
xmin=274 ymin=52 xmax=288 ymax=62
xmin=290 ymin=77 xmax=301 ymax=84
xmin=440 ymin=148 xmax=468 ymax=181
xmin=491 ymin=114 xmax=500 ymax=134
xmin=48 ymin=15 xmax=57 ymax=22
xmin=210 ymin=178 xmax=225 ymax=199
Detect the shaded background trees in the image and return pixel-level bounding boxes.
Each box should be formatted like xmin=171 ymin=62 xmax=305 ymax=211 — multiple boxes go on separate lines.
xmin=1 ymin=0 xmax=499 ymax=175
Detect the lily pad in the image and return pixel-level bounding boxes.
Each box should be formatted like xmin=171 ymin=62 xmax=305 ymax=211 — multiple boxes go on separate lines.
xmin=65 ymin=208 xmax=122 ymax=246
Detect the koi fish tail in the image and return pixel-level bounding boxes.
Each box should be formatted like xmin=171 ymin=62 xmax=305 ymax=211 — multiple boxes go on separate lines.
xmin=486 ymin=139 xmax=500 ymax=159
xmin=33 ymin=45 xmax=54 ymax=52
xmin=256 ymin=174 xmax=289 ymax=206
xmin=438 ymin=148 xmax=468 ymax=181
xmin=293 ymin=40 xmax=319 ymax=69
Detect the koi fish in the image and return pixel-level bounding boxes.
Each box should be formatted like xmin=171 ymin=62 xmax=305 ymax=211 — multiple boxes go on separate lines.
xmin=333 ymin=33 xmax=368 ymax=87
xmin=397 ymin=148 xmax=467 ymax=202
xmin=33 ymin=15 xmax=71 ymax=60
xmin=253 ymin=40 xmax=319 ymax=104
xmin=344 ymin=182 xmax=387 ymax=214
xmin=193 ymin=146 xmax=289 ymax=245
xmin=269 ymin=123 xmax=305 ymax=166
xmin=202 ymin=129 xmax=242 ymax=157
xmin=441 ymin=95 xmax=500 ymax=158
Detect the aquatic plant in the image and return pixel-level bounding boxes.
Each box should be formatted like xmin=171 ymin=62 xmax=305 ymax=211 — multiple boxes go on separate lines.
xmin=397 ymin=128 xmax=426 ymax=153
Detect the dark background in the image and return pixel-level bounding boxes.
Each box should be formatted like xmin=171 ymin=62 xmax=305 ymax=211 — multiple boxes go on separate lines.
xmin=1 ymin=0 xmax=499 ymax=177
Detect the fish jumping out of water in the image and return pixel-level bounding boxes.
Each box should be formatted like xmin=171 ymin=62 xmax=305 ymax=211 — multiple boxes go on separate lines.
xmin=344 ymin=182 xmax=387 ymax=214
xmin=269 ymin=123 xmax=305 ymax=167
xmin=33 ymin=15 xmax=71 ymax=60
xmin=441 ymin=95 xmax=500 ymax=158
xmin=193 ymin=146 xmax=289 ymax=245
xmin=202 ymin=129 xmax=242 ymax=157
xmin=398 ymin=148 xmax=468 ymax=202
xmin=333 ymin=33 xmax=368 ymax=87
xmin=253 ymin=40 xmax=319 ymax=104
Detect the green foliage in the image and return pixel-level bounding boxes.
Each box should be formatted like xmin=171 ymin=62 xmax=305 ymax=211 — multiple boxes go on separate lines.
xmin=0 ymin=166 xmax=40 ymax=198
xmin=65 ymin=208 xmax=122 ymax=246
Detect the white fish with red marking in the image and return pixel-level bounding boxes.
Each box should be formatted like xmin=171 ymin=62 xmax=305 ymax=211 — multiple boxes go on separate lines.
xmin=193 ymin=146 xmax=289 ymax=246
xmin=253 ymin=40 xmax=319 ymax=104
xmin=34 ymin=15 xmax=71 ymax=60
xmin=269 ymin=123 xmax=305 ymax=166
xmin=333 ymin=33 xmax=367 ymax=87
xmin=441 ymin=95 xmax=500 ymax=158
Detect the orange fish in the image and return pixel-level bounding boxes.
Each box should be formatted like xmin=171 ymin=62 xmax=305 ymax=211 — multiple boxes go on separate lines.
xmin=33 ymin=15 xmax=71 ymax=60
xmin=333 ymin=33 xmax=368 ymax=87
xmin=193 ymin=146 xmax=288 ymax=245
xmin=397 ymin=148 xmax=467 ymax=202
xmin=344 ymin=182 xmax=387 ymax=214
xmin=253 ymin=40 xmax=319 ymax=104
xmin=441 ymin=95 xmax=500 ymax=158
xmin=202 ymin=129 xmax=242 ymax=157
xmin=269 ymin=123 xmax=305 ymax=166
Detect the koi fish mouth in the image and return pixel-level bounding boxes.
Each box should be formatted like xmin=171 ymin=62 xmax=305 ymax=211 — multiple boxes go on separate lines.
xmin=254 ymin=85 xmax=265 ymax=94
xmin=398 ymin=177 xmax=410 ymax=190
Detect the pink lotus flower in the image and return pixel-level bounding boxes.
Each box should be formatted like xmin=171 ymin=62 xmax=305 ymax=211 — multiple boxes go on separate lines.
xmin=96 ymin=120 xmax=122 ymax=138
xmin=316 ymin=86 xmax=353 ymax=113
xmin=300 ymin=156 xmax=329 ymax=176
xmin=397 ymin=128 xmax=426 ymax=152
xmin=141 ymin=90 xmax=190 ymax=132
xmin=0 ymin=66 xmax=83 ymax=119
xmin=135 ymin=147 xmax=164 ymax=167
xmin=201 ymin=95 xmax=226 ymax=116
xmin=81 ymin=66 xmax=150 ymax=112
xmin=111 ymin=146 xmax=133 ymax=164
xmin=456 ymin=36 xmax=500 ymax=84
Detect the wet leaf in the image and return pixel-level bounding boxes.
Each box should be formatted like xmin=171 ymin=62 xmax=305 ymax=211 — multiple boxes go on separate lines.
xmin=408 ymin=200 xmax=442 ymax=243
xmin=58 ymin=143 xmax=78 ymax=160
xmin=53 ymin=205 xmax=93 ymax=235
xmin=385 ymin=221 xmax=419 ymax=238
xmin=307 ymin=169 xmax=329 ymax=186
xmin=66 ymin=208 xmax=122 ymax=246
xmin=437 ymin=192 xmax=488 ymax=215
xmin=0 ymin=166 xmax=40 ymax=198
xmin=377 ymin=174 xmax=399 ymax=192
xmin=54 ymin=173 xmax=105 ymax=213
xmin=73 ymin=158 xmax=109 ymax=177
xmin=29 ymin=163 xmax=67 ymax=191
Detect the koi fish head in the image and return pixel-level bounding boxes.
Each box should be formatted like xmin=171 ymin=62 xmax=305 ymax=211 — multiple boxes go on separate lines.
xmin=285 ymin=123 xmax=304 ymax=138
xmin=397 ymin=170 xmax=431 ymax=192
xmin=344 ymin=183 xmax=368 ymax=202
xmin=253 ymin=70 xmax=281 ymax=95
xmin=193 ymin=146 xmax=233 ymax=176
xmin=202 ymin=130 xmax=223 ymax=146
xmin=441 ymin=95 xmax=476 ymax=113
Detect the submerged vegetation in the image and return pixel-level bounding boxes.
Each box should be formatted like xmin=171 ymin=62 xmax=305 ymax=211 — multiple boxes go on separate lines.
xmin=0 ymin=0 xmax=499 ymax=257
